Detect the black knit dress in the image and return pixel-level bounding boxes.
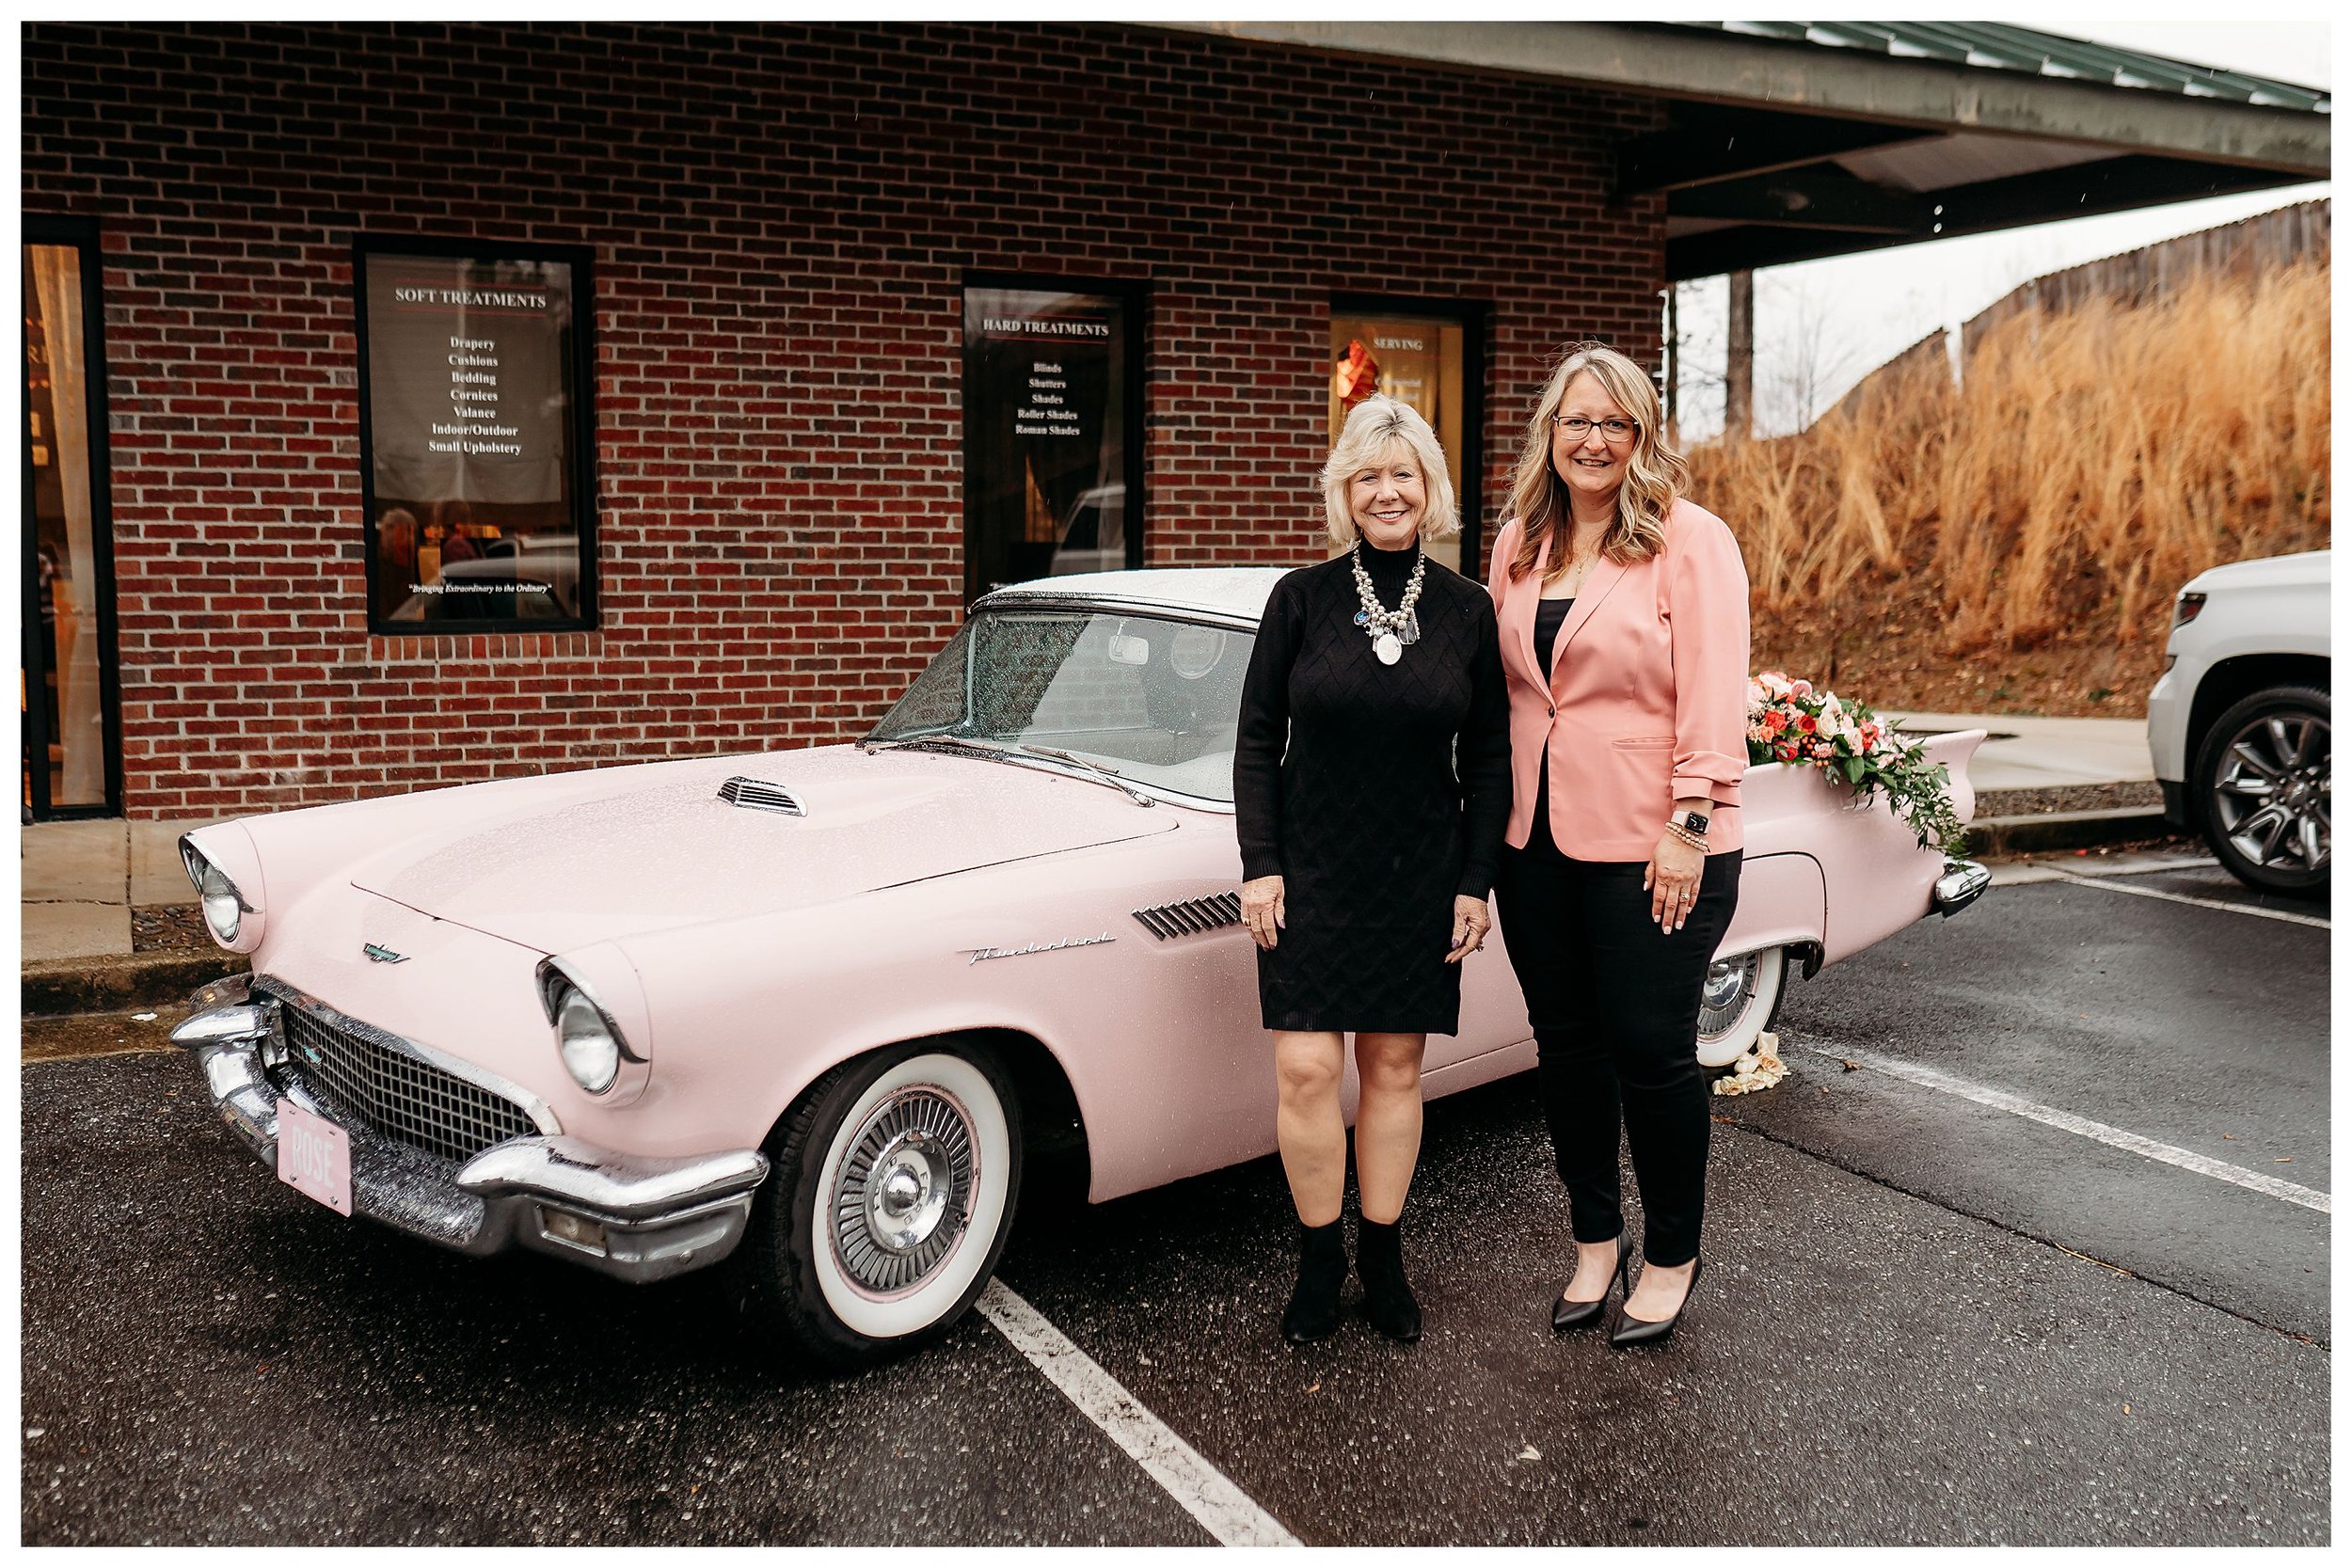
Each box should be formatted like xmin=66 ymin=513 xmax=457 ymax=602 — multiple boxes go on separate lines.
xmin=1232 ymin=543 xmax=1513 ymax=1035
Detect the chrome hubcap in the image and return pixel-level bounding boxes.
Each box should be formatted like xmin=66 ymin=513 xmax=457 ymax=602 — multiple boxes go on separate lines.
xmin=833 ymin=1087 xmax=977 ymax=1295
xmin=2214 ymin=710 xmax=2330 ymax=874
xmin=1696 ymin=953 xmax=1758 ymax=1041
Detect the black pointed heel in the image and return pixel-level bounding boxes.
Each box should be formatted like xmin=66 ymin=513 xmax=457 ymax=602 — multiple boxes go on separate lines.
xmin=1280 ymin=1219 xmax=1346 ymax=1344
xmin=1609 ymin=1256 xmax=1703 ymax=1349
xmin=1550 ymin=1239 xmax=1632 ymax=1333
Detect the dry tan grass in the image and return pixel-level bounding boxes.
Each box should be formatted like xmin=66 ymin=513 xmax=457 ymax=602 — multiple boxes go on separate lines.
xmin=1688 ymin=261 xmax=2331 ymax=667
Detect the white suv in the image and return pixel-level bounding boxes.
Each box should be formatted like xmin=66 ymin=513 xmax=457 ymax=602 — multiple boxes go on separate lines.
xmin=2147 ymin=549 xmax=2330 ymax=896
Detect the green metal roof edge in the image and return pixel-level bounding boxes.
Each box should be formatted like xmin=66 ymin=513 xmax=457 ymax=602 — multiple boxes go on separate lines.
xmin=1678 ymin=21 xmax=2329 ymax=113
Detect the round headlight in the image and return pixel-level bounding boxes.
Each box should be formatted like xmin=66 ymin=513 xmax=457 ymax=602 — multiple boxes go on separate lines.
xmin=555 ymin=987 xmax=620 ymax=1095
xmin=198 ymin=863 xmax=243 ymax=944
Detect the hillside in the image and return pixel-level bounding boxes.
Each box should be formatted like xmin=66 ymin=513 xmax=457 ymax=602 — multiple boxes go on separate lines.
xmin=1686 ymin=261 xmax=2330 ymax=717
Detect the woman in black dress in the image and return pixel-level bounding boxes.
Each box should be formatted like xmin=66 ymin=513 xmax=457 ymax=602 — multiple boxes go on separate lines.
xmin=1233 ymin=395 xmax=1512 ymax=1344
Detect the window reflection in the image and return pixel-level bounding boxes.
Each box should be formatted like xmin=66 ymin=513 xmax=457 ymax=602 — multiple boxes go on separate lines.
xmin=24 ymin=240 xmax=111 ymax=812
xmin=1329 ymin=311 xmax=1471 ymax=575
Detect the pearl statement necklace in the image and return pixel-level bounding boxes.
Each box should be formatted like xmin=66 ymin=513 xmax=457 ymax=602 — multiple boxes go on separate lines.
xmin=1349 ymin=543 xmax=1427 ymax=666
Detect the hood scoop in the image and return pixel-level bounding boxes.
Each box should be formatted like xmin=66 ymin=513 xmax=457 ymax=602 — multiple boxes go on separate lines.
xmin=717 ymin=776 xmax=805 ymax=816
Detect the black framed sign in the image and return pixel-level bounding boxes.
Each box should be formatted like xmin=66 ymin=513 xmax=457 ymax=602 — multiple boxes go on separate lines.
xmin=354 ymin=236 xmax=597 ymax=634
xmin=961 ymin=274 xmax=1146 ymax=605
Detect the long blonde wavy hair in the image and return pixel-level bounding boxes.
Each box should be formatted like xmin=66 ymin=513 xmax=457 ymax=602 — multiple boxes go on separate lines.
xmin=1505 ymin=341 xmax=1689 ymax=583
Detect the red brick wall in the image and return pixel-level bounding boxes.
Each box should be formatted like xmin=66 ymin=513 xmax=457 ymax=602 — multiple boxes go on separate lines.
xmin=21 ymin=22 xmax=1666 ymax=816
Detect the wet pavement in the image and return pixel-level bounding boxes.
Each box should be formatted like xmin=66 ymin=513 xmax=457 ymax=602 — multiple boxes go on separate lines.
xmin=18 ymin=861 xmax=2328 ymax=1545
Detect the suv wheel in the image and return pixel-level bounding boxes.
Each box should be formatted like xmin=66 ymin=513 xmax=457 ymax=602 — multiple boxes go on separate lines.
xmin=2195 ymin=684 xmax=2329 ymax=897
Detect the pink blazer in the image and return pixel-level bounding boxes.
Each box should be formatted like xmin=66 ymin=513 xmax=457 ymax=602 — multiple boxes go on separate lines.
xmin=1486 ymin=499 xmax=1752 ymax=861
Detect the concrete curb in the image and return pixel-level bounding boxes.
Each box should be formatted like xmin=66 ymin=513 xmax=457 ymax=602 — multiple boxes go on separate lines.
xmin=22 ymin=951 xmax=250 ymax=1019
xmin=1962 ymin=805 xmax=2177 ymax=859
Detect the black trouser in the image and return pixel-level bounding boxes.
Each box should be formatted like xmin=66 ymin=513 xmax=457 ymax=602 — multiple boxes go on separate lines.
xmin=1493 ymin=778 xmax=1741 ymax=1268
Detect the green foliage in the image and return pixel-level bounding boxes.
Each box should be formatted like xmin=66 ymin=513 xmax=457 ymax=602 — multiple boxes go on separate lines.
xmin=1748 ymin=671 xmax=1968 ymax=859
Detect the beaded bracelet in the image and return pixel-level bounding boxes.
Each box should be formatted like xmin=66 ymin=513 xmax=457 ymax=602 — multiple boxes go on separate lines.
xmin=1663 ymin=822 xmax=1709 ymax=851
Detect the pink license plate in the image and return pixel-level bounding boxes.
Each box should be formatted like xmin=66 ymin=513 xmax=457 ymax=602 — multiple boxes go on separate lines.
xmin=276 ymin=1099 xmax=353 ymax=1216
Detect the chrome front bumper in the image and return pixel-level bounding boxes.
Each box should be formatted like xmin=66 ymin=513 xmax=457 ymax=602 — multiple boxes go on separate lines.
xmin=1931 ymin=857 xmax=1993 ymax=917
xmin=173 ymin=976 xmax=769 ymax=1284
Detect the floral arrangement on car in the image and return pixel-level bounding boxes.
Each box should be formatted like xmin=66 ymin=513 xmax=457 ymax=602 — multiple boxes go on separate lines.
xmin=1747 ymin=671 xmax=1966 ymax=858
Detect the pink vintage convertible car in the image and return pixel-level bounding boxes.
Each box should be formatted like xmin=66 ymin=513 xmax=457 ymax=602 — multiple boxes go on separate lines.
xmin=173 ymin=568 xmax=1987 ymax=1365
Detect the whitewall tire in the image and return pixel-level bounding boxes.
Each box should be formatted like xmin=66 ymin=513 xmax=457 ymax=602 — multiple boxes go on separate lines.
xmin=740 ymin=1042 xmax=1022 ymax=1369
xmin=1694 ymin=946 xmax=1788 ymax=1069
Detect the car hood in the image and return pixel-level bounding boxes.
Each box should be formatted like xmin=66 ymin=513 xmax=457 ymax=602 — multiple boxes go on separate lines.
xmin=2186 ymin=548 xmax=2331 ymax=594
xmin=346 ymin=744 xmax=1182 ymax=953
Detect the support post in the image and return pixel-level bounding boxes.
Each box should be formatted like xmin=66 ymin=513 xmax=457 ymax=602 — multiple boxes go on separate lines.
xmin=1726 ymin=268 xmax=1753 ymax=441
xmin=1662 ymin=284 xmax=1678 ymax=440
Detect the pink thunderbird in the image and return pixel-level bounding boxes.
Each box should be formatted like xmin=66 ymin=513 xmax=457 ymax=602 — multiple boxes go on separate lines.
xmin=174 ymin=568 xmax=1988 ymax=1366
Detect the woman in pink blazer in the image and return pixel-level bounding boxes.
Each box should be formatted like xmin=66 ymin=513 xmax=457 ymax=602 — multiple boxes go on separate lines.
xmin=1485 ymin=342 xmax=1751 ymax=1348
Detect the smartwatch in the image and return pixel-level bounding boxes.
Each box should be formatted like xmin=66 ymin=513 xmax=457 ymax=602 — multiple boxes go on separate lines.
xmin=1677 ymin=811 xmax=1710 ymax=838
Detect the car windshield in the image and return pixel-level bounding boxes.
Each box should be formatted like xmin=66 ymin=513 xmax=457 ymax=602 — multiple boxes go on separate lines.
xmin=867 ymin=608 xmax=1256 ymax=803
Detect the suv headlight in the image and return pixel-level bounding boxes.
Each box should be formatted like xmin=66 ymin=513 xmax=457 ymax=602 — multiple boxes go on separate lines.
xmin=535 ymin=958 xmax=644 ymax=1097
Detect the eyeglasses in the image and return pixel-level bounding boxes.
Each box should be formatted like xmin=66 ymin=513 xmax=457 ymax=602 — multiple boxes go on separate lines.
xmin=1552 ymin=416 xmax=1639 ymax=443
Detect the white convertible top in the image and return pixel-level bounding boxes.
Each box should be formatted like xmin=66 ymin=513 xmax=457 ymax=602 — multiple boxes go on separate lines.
xmin=979 ymin=566 xmax=1292 ymax=622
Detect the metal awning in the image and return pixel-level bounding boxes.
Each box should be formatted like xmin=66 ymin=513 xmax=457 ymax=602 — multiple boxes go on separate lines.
xmin=1159 ymin=21 xmax=2329 ymax=279
xmin=1695 ymin=22 xmax=2328 ymax=111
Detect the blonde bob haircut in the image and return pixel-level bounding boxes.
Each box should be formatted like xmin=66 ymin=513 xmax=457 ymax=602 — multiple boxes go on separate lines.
xmin=1504 ymin=341 xmax=1689 ymax=583
xmin=1320 ymin=394 xmax=1459 ymax=547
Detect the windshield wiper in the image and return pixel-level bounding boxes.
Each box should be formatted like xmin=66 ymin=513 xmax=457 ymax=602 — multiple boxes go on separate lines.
xmin=861 ymin=734 xmax=1156 ymax=807
xmin=857 ymin=734 xmax=1006 ymax=757
xmin=1015 ymin=743 xmax=1156 ymax=807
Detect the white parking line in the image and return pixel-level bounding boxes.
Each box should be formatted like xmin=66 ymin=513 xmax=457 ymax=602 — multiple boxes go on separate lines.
xmin=2042 ymin=869 xmax=2330 ymax=928
xmin=977 ymin=1279 xmax=1303 ymax=1548
xmin=1790 ymin=1043 xmax=2332 ymax=1214
xmin=1989 ymin=850 xmax=2217 ymax=887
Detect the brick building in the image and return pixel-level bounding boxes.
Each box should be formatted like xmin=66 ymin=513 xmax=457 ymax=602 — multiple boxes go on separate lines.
xmin=21 ymin=20 xmax=1665 ymax=819
xmin=21 ymin=22 xmax=2325 ymax=822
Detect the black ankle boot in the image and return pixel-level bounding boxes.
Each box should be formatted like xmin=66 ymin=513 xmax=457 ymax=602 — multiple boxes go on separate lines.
xmin=1280 ymin=1219 xmax=1346 ymax=1344
xmin=1355 ymin=1218 xmax=1422 ymax=1343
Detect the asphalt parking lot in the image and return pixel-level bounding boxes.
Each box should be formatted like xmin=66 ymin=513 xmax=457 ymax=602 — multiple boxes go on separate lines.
xmin=18 ymin=855 xmax=2328 ymax=1545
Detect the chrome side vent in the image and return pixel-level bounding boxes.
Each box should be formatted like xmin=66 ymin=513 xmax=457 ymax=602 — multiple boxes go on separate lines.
xmin=1132 ymin=891 xmax=1242 ymax=941
xmin=717 ymin=777 xmax=806 ymax=816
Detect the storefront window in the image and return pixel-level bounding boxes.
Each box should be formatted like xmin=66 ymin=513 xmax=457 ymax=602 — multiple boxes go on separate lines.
xmin=22 ymin=222 xmax=119 ymax=816
xmin=1329 ymin=303 xmax=1482 ymax=575
xmin=962 ymin=277 xmax=1143 ymax=603
xmin=355 ymin=239 xmax=597 ymax=634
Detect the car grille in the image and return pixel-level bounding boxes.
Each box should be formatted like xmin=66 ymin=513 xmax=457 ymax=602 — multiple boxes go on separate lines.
xmin=278 ymin=1002 xmax=538 ymax=1165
